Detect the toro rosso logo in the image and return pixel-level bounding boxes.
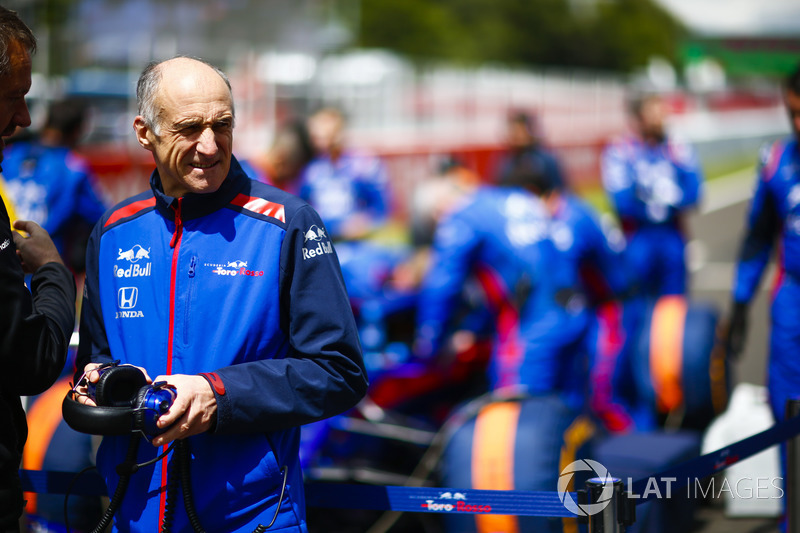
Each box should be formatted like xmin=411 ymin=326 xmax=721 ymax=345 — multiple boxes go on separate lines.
xmin=419 ymin=492 xmax=491 ymax=514
xmin=303 ymin=225 xmax=333 ymax=260
xmin=118 ymin=244 xmax=150 ymax=263
xmin=209 ymin=259 xmax=264 ymax=277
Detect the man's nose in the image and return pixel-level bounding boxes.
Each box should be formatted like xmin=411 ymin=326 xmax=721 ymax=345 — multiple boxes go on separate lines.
xmin=14 ymin=99 xmax=31 ymax=129
xmin=196 ymin=128 xmax=218 ymax=155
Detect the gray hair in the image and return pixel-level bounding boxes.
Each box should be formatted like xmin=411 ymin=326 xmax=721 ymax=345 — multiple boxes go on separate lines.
xmin=136 ymin=56 xmax=235 ymax=135
xmin=0 ymin=6 xmax=36 ymax=77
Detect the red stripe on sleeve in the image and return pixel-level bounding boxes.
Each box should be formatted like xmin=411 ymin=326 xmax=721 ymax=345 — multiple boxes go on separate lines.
xmin=230 ymin=194 xmax=285 ymax=223
xmin=105 ymin=197 xmax=157 ymax=227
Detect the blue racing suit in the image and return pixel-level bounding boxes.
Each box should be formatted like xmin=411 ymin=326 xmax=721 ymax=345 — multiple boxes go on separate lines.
xmin=298 ymin=150 xmax=390 ymax=241
xmin=2 ymin=140 xmax=107 ymax=258
xmin=76 ymin=157 xmax=367 ymax=533
xmin=731 ymin=137 xmax=800 ymax=424
xmin=548 ymin=192 xmax=641 ymax=430
xmin=414 ymin=186 xmax=589 ymax=408
xmin=601 ymin=134 xmax=703 ymax=296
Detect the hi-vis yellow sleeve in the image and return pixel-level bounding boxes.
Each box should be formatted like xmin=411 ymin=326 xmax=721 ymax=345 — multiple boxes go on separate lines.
xmin=0 ymin=175 xmax=18 ymax=228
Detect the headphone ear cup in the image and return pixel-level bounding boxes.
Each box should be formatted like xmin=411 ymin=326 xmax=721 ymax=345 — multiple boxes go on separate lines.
xmin=132 ymin=386 xmax=151 ymax=433
xmin=62 ymin=389 xmax=136 ymax=435
xmin=95 ymin=365 xmax=148 ymax=407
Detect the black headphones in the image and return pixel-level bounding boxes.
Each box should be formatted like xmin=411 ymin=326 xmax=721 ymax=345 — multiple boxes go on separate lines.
xmin=62 ymin=361 xmax=176 ymax=437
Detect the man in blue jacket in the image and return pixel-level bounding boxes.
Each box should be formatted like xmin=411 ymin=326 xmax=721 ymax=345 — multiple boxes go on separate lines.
xmin=299 ymin=107 xmax=391 ymax=242
xmin=601 ymin=93 xmax=703 ymax=297
xmin=75 ymin=57 xmax=367 ymax=533
xmin=726 ymin=62 xmax=800 ymax=528
xmin=727 ymin=63 xmax=800 ymax=425
xmin=413 ymin=163 xmax=589 ymax=409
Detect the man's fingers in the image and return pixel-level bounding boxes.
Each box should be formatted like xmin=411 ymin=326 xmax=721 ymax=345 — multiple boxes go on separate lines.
xmin=12 ymin=219 xmax=40 ymax=235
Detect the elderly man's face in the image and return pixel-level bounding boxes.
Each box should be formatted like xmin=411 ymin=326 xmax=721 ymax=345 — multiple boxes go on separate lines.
xmin=0 ymin=40 xmax=32 ymax=170
xmin=135 ymin=59 xmax=234 ymax=197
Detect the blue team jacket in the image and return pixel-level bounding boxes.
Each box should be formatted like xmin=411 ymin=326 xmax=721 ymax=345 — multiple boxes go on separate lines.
xmin=76 ymin=157 xmax=367 ymax=532
xmin=601 ymin=135 xmax=702 ymax=229
xmin=414 ymin=186 xmax=589 ymax=399
xmin=298 ymin=150 xmax=390 ymax=240
xmin=2 ymin=141 xmax=107 ymax=255
xmin=733 ymin=137 xmax=800 ymax=304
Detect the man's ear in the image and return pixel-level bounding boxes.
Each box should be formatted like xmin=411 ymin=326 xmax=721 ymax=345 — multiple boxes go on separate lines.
xmin=133 ymin=116 xmax=155 ymax=152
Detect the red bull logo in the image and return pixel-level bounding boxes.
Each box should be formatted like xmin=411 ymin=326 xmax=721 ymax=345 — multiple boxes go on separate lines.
xmin=114 ymin=262 xmax=152 ymax=278
xmin=303 ymin=240 xmax=333 ymax=260
xmin=117 ymin=244 xmax=150 ymax=263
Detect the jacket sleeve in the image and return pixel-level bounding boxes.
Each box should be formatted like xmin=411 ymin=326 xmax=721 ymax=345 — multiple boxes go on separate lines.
xmin=668 ymin=140 xmax=703 ymax=210
xmin=600 ymin=142 xmax=647 ymax=222
xmin=0 ymin=202 xmax=75 ymax=396
xmin=210 ymin=205 xmax=367 ymax=433
xmin=360 ymin=156 xmax=391 ymax=226
xmin=414 ymin=205 xmax=480 ymax=359
xmin=575 ymin=202 xmax=631 ymax=301
xmin=731 ymin=147 xmax=780 ymax=305
xmin=75 ymin=219 xmax=115 ymax=381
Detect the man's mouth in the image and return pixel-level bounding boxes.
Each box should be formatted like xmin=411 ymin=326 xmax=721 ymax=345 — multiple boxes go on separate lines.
xmin=190 ymin=161 xmax=218 ymax=170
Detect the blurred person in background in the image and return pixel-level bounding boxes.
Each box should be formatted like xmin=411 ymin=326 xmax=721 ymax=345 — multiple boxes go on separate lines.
xmin=495 ymin=110 xmax=566 ymax=189
xmin=601 ymin=92 xmax=703 ymax=298
xmin=390 ymin=155 xmax=481 ymax=292
xmin=506 ymin=155 xmax=645 ymax=432
xmin=240 ymin=119 xmax=313 ymax=195
xmin=727 ymin=62 xmax=800 ymax=430
xmin=414 ymin=156 xmax=589 ymax=411
xmin=2 ymin=98 xmax=108 ymax=274
xmin=299 ymin=106 xmax=391 ymax=242
xmin=412 ymin=158 xmax=590 ymax=532
xmin=0 ymin=6 xmax=77 ymax=532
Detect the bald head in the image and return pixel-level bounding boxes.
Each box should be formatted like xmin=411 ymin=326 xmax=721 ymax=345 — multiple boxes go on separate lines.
xmin=136 ymin=56 xmax=235 ymax=136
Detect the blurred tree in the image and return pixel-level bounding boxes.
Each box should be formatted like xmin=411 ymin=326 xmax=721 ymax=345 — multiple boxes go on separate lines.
xmin=354 ymin=0 xmax=685 ymax=72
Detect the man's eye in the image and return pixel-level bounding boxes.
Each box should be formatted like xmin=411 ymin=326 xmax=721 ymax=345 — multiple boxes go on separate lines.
xmin=179 ymin=124 xmax=201 ymax=134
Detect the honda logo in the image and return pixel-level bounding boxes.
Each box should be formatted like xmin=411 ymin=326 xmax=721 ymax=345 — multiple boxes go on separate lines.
xmin=118 ymin=287 xmax=138 ymax=309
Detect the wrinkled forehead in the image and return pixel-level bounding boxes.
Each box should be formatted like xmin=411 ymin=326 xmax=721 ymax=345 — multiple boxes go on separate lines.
xmin=155 ymin=60 xmax=233 ymax=120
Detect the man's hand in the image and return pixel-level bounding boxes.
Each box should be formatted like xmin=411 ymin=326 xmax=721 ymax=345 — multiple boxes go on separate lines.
xmin=150 ymin=374 xmax=217 ymax=447
xmin=74 ymin=362 xmax=153 ymax=406
xmin=725 ymin=301 xmax=749 ymax=359
xmin=12 ymin=220 xmax=64 ymax=273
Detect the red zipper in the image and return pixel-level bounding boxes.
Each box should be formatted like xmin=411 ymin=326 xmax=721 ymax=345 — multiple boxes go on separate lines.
xmin=159 ymin=198 xmax=183 ymax=524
